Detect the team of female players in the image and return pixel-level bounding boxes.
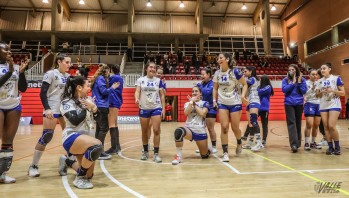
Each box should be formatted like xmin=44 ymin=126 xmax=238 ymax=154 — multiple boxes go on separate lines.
xmin=0 ymin=42 xmax=345 ymax=188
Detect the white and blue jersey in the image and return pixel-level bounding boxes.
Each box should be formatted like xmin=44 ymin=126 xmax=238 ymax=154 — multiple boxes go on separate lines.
xmin=213 ymin=68 xmax=244 ymax=106
xmin=197 ymin=80 xmax=216 ymax=115
xmin=135 ymin=76 xmax=164 ymax=110
xmin=42 ymin=69 xmax=69 ymax=114
xmin=246 ymin=76 xmax=260 ymax=111
xmin=0 ymin=63 xmax=21 ymax=109
xmin=109 ymin=74 xmax=124 ymax=109
xmin=304 ymin=80 xmax=320 ymax=117
xmin=316 ymin=75 xmax=344 ymax=111
xmin=184 ymin=100 xmax=209 ymax=134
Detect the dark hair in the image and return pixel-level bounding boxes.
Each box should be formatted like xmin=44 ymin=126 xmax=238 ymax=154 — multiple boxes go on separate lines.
xmin=110 ymin=64 xmax=120 ymax=74
xmin=245 ymin=66 xmax=258 ymax=80
xmin=77 ymin=67 xmax=89 ymax=78
xmin=317 ymin=68 xmax=323 ymax=78
xmin=259 ymin=75 xmax=274 ymax=96
xmin=61 ymin=76 xmax=86 ymax=101
xmin=54 ymin=53 xmax=69 ymax=69
xmin=323 ymin=62 xmax=332 ymax=68
xmin=193 ymin=85 xmax=202 ymax=93
xmin=202 ymin=67 xmax=212 ymax=78
xmin=144 ymin=61 xmax=155 ymax=75
xmin=287 ymin=64 xmax=300 ymax=80
xmin=220 ymin=53 xmax=233 ymax=69
xmin=91 ymin=64 xmax=110 ymax=88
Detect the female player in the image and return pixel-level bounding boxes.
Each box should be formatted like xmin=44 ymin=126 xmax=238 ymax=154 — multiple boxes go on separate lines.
xmin=257 ymin=75 xmax=273 ymax=145
xmin=0 ymin=42 xmax=28 ymax=183
xmin=60 ymin=75 xmax=103 ymax=189
xmin=135 ymin=62 xmax=165 ymax=163
xmin=196 ymin=67 xmax=217 ymax=153
xmin=303 ymin=69 xmax=322 ymax=150
xmin=282 ymin=64 xmax=307 ymax=153
xmin=172 ymin=86 xmax=210 ymax=165
xmin=316 ymin=63 xmax=345 ymax=155
xmin=28 ymin=53 xmax=70 ymax=177
xmin=213 ymin=53 xmax=248 ymax=162
xmin=241 ymin=66 xmax=263 ymax=151
xmin=105 ymin=64 xmax=124 ymax=155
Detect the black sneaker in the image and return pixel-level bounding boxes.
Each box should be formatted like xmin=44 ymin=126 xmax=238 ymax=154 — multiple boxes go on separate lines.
xmin=98 ymin=152 xmax=112 ymax=160
xmin=241 ymin=136 xmax=248 ymax=141
xmin=262 ymin=140 xmax=266 ymax=146
xmin=105 ymin=148 xmax=118 ymax=155
xmin=291 ymin=145 xmax=298 ymax=153
xmin=326 ymin=148 xmax=334 ymax=155
xmin=334 ymin=148 xmax=341 ymax=155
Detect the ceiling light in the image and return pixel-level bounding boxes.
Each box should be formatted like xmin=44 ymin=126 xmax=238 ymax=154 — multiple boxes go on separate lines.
xmin=179 ymin=1 xmax=185 ymax=8
xmin=212 ymin=1 xmax=216 ymax=7
xmin=43 ymin=0 xmax=48 ymax=3
xmin=271 ymin=4 xmax=276 ymax=11
xmin=241 ymin=3 xmax=247 ymax=10
xmin=79 ymin=0 xmax=85 ymax=5
xmin=290 ymin=42 xmax=295 ymax=48
xmin=147 ymin=0 xmax=152 ymax=7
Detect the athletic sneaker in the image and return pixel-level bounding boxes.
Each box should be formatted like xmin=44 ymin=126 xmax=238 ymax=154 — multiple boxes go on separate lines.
xmin=140 ymin=151 xmax=149 ymax=160
xmin=241 ymin=136 xmax=248 ymax=141
xmin=172 ymin=155 xmax=182 ymax=165
xmin=221 ymin=152 xmax=229 ymax=162
xmin=211 ymin=146 xmax=218 ymax=154
xmin=304 ymin=143 xmax=311 ymax=151
xmin=251 ymin=142 xmax=264 ymax=151
xmin=98 ymin=152 xmax=112 ymax=160
xmin=73 ymin=176 xmax=93 ymax=189
xmin=58 ymin=155 xmax=68 ymax=176
xmin=326 ymin=148 xmax=334 ymax=155
xmin=242 ymin=141 xmax=253 ymax=149
xmin=105 ymin=148 xmax=118 ymax=155
xmin=236 ymin=144 xmax=242 ymax=155
xmin=310 ymin=142 xmax=322 ymax=149
xmin=28 ymin=165 xmax=40 ymax=177
xmin=262 ymin=140 xmax=266 ymax=146
xmin=318 ymin=138 xmax=328 ymax=146
xmin=153 ymin=154 xmax=162 ymax=163
xmin=0 ymin=172 xmax=16 ymax=184
xmin=334 ymin=148 xmax=341 ymax=155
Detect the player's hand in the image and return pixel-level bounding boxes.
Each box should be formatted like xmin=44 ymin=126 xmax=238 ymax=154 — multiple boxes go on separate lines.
xmin=135 ymin=98 xmax=139 ymax=105
xmin=44 ymin=109 xmax=54 ymax=120
xmin=7 ymin=57 xmax=14 ymax=72
xmin=80 ymin=97 xmax=95 ymax=109
xmin=112 ymin=82 xmax=120 ymax=89
xmin=298 ymin=73 xmax=303 ymax=83
xmin=242 ymin=97 xmax=249 ymax=105
xmin=213 ymin=101 xmax=218 ymax=110
xmin=19 ymin=58 xmax=29 ymax=73
xmin=161 ymin=109 xmax=166 ymax=120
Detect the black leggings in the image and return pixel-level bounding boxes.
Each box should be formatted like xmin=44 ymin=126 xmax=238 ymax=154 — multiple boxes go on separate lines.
xmin=95 ymin=107 xmax=109 ymax=146
xmin=259 ymin=111 xmax=269 ymax=141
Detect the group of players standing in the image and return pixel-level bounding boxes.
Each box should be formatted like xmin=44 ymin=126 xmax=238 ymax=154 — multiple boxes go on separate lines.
xmin=0 ymin=41 xmax=345 ymax=189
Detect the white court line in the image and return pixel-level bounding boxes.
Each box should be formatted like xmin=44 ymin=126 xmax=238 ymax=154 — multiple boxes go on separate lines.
xmin=100 ymin=160 xmax=146 ymax=198
xmin=62 ymin=176 xmax=78 ymax=198
xmin=239 ymin=168 xmax=349 ymax=175
xmin=212 ymin=154 xmax=241 ymax=174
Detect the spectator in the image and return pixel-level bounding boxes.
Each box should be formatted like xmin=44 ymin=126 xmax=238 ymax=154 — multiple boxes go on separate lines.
xmin=165 ymin=102 xmax=172 ymax=122
xmin=346 ymin=99 xmax=349 ymax=120
xmin=202 ymin=50 xmax=207 ymax=65
xmin=243 ymin=49 xmax=248 ymax=60
xmin=234 ymin=50 xmax=240 ymax=61
xmin=143 ymin=52 xmax=149 ymax=64
xmin=192 ymin=53 xmax=200 ymax=74
xmin=62 ymin=41 xmax=69 ymax=53
xmin=156 ymin=53 xmax=161 ymax=65
xmin=177 ymin=49 xmax=183 ymax=63
xmin=163 ymin=59 xmax=169 ymax=74
xmin=164 ymin=52 xmax=168 ymax=60
xmin=184 ymin=59 xmax=190 ymax=74
xmin=284 ymin=53 xmax=291 ymax=61
xmin=171 ymin=58 xmax=177 ymax=74
xmin=126 ymin=47 xmax=132 ymax=61
xmin=259 ymin=57 xmax=269 ymax=68
xmin=41 ymin=45 xmax=48 ymax=56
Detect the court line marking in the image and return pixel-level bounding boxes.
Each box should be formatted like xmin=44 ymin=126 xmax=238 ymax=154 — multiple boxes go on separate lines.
xmin=239 ymin=168 xmax=349 ymax=175
xmin=62 ymin=176 xmax=78 ymax=198
xmin=244 ymin=149 xmax=349 ymax=196
xmin=212 ymin=154 xmax=241 ymax=174
xmin=100 ymin=160 xmax=146 ymax=198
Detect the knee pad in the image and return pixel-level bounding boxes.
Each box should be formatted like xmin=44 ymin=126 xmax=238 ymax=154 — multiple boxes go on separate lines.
xmin=0 ymin=149 xmax=13 ymax=174
xmin=84 ymin=144 xmax=103 ymax=161
xmin=249 ymin=113 xmax=258 ymax=127
xmin=174 ymin=127 xmax=186 ymax=142
xmin=38 ymin=129 xmax=54 ymax=146
xmin=201 ymin=150 xmax=211 ymax=159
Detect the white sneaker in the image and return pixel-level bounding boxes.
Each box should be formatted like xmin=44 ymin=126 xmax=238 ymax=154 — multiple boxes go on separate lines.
xmin=318 ymin=138 xmax=328 ymax=146
xmin=195 ymin=149 xmax=200 ymax=153
xmin=153 ymin=154 xmax=162 ymax=163
xmin=58 ymin=155 xmax=68 ymax=176
xmin=211 ymin=146 xmax=218 ymax=154
xmin=251 ymin=142 xmax=264 ymax=152
xmin=304 ymin=143 xmax=311 ymax=151
xmin=242 ymin=140 xmax=254 ymax=149
xmin=28 ymin=165 xmax=40 ymax=177
xmin=73 ymin=176 xmax=93 ymax=189
xmin=236 ymin=144 xmax=242 ymax=155
xmin=221 ymin=152 xmax=229 ymax=162
xmin=0 ymin=172 xmax=16 ymax=184
xmin=171 ymin=155 xmax=182 ymax=165
xmin=140 ymin=152 xmax=149 ymax=160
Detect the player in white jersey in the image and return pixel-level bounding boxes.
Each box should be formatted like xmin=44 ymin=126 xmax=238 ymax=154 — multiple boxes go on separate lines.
xmin=0 ymin=42 xmax=28 ymax=183
xmin=303 ymin=69 xmax=322 ymax=150
xmin=242 ymin=66 xmax=263 ymax=151
xmin=28 ymin=53 xmax=70 ymax=177
xmin=315 ymin=63 xmax=345 ymax=155
xmin=60 ymin=75 xmax=102 ymax=189
xmin=135 ymin=62 xmax=165 ymax=163
xmin=172 ymin=86 xmax=211 ymax=165
xmin=212 ymin=53 xmax=248 ymax=162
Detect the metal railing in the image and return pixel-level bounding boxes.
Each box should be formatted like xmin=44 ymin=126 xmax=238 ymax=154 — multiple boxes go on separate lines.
xmin=26 ymin=52 xmax=51 ymax=80
xmin=120 ymin=53 xmax=127 ymax=75
xmin=124 ymin=74 xmax=141 ymax=87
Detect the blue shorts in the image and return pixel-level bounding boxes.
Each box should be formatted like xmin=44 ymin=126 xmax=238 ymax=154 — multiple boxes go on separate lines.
xmin=43 ymin=114 xmax=62 ymax=118
xmin=187 ymin=128 xmax=208 ymax=141
xmin=63 ymin=133 xmax=81 ymax=155
xmin=139 ymin=108 xmax=162 ymax=118
xmin=207 ymin=107 xmax=217 ymax=116
xmin=218 ymin=104 xmax=242 ymax=112
xmin=304 ymin=103 xmax=321 ymax=117
xmin=246 ymin=103 xmax=260 ymax=111
xmin=0 ymin=104 xmax=22 ymax=112
xmin=319 ymin=108 xmax=341 ymax=113
xmin=109 ymin=104 xmax=121 ymax=109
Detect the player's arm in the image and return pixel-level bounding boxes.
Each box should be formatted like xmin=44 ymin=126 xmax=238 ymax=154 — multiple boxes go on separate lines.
xmin=194 ymin=105 xmax=208 ymax=117
xmin=40 ymin=82 xmax=51 ymax=110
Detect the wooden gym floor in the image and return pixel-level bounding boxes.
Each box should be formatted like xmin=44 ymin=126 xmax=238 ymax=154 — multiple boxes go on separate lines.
xmin=1 ymin=120 xmax=349 ymax=198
